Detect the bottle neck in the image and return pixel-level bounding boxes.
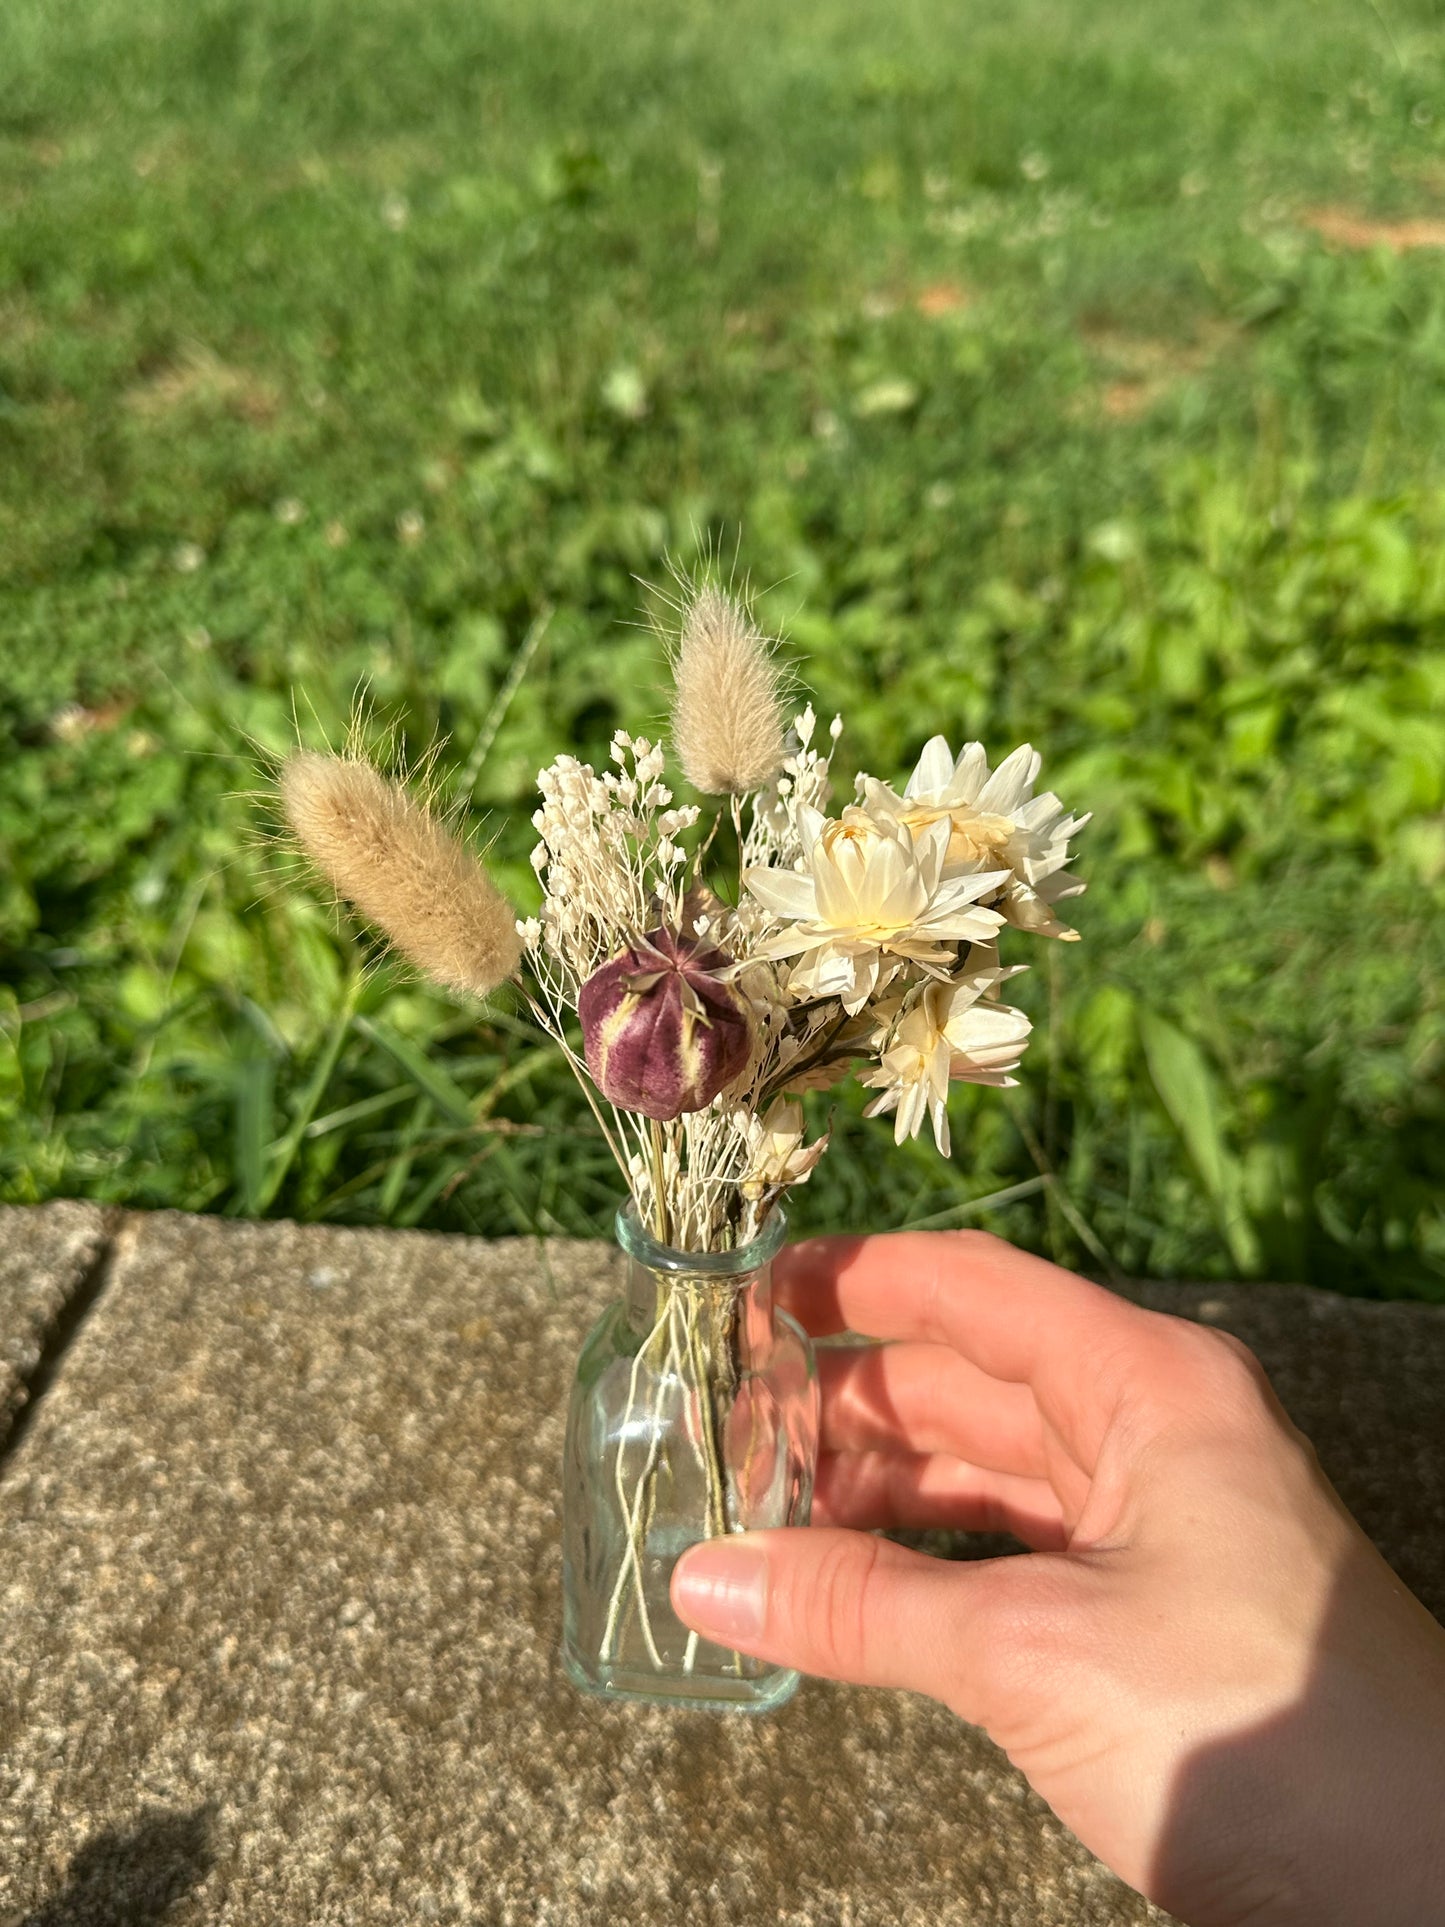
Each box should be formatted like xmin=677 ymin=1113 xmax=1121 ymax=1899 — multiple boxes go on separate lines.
xmin=614 ymin=1205 xmax=786 ymax=1357
xmin=623 ymin=1256 xmax=776 ymax=1353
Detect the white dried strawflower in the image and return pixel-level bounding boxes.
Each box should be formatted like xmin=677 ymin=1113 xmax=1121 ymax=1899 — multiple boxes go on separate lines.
xmin=670 ymin=584 xmax=787 ymax=796
xmin=281 ymin=751 xmax=520 ymax=999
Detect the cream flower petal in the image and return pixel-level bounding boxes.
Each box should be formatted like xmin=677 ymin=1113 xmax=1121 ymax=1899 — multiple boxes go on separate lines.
xmin=1001 ymin=885 xmax=1080 ymax=940
xmin=948 ymin=1011 xmax=1031 ymax=1069
xmin=1014 ymin=791 xmax=1068 ymax=832
xmin=949 ymin=1000 xmax=1029 ymax=1044
xmin=918 ymin=906 xmax=1005 ymax=946
xmin=788 ymin=946 xmax=884 ymax=1008
xmin=930 ymin=867 xmax=1011 ymax=914
xmin=905 ymin=735 xmax=955 ymax=801
xmin=752 ymin=924 xmax=821 ymax=961
xmin=946 ymin=997 xmax=1031 ymax=1082
xmin=744 ymin=866 xmax=817 ymax=918
xmin=795 ymin=802 xmax=829 ymax=848
xmin=833 ymin=828 xmax=879 ymax=899
xmin=742 ymin=773 xmax=1049 ymax=1009
xmin=927 ymin=1032 xmax=952 ymax=1104
xmin=977 ymin=743 xmax=1041 ymax=815
xmin=841 ymin=951 xmax=889 ymax=1013
xmin=862 ymin=738 xmax=1083 ymax=937
xmin=911 ymin=815 xmax=953 ymax=894
xmin=737 ymin=1096 xmax=830 ymax=1198
xmin=856 ymin=775 xmax=907 ymax=823
xmin=870 ymin=843 xmax=929 ymax=928
xmin=946 ymin=740 xmax=990 ymax=803
xmin=809 ymin=846 xmax=860 ymax=928
xmin=896 ymin=1078 xmax=930 ymax=1146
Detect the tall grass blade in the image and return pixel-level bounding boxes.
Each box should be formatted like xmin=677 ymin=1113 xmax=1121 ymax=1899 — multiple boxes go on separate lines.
xmin=457 ymin=603 xmax=553 ymax=799
xmin=356 ymin=1014 xmax=475 ymax=1126
xmin=380 ymin=1094 xmax=432 ymax=1217
xmin=252 ymin=970 xmax=362 ymax=1214
xmin=1138 ymin=1010 xmax=1260 ymax=1274
xmin=234 ymin=1053 xmax=275 ymax=1218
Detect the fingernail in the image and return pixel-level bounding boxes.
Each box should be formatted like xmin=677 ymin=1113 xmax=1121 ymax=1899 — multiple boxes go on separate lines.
xmin=672 ymin=1540 xmax=767 ymax=1643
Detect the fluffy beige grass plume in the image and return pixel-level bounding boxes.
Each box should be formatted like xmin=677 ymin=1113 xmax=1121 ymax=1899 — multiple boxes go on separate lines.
xmin=670 ymin=585 xmax=786 ymax=795
xmin=281 ymin=752 xmax=521 ymax=998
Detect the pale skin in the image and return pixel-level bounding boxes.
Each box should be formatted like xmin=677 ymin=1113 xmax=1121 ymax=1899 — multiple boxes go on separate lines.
xmin=671 ymin=1231 xmax=1445 ymax=1926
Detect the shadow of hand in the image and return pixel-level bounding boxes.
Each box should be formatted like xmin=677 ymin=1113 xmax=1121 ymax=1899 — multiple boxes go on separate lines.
xmin=20 ymin=1804 xmax=215 ymax=1927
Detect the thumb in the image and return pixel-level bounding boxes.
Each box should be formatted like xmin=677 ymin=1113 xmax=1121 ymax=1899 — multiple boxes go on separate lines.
xmin=671 ymin=1526 xmax=1005 ymax=1709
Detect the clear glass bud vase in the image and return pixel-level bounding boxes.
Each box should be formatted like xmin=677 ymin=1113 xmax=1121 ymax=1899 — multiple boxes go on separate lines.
xmin=562 ymin=1206 xmax=819 ymax=1711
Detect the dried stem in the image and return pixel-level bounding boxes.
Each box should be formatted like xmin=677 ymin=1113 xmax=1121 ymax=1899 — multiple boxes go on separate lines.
xmin=648 ymin=1118 xmax=671 ymax=1244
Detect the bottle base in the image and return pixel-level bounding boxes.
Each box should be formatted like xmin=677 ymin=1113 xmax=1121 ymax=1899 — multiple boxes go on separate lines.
xmin=562 ymin=1642 xmax=801 ymax=1714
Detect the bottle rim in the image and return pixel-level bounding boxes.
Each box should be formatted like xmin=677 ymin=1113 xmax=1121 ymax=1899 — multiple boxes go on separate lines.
xmin=615 ymin=1200 xmax=787 ymax=1277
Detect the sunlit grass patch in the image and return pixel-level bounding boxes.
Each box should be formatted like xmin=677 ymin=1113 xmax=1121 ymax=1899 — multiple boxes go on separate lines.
xmin=2 ymin=0 xmax=1444 ymax=1294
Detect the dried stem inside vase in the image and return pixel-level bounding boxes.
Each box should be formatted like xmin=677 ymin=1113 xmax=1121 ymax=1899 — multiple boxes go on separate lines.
xmin=601 ymin=1271 xmax=747 ymax=1676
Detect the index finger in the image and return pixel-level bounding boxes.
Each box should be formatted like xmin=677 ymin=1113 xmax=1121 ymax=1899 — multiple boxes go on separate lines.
xmin=776 ymin=1229 xmax=1144 ymax=1459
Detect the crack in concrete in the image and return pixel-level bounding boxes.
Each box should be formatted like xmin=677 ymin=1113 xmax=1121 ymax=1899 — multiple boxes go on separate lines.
xmin=0 ymin=1210 xmax=134 ymax=1474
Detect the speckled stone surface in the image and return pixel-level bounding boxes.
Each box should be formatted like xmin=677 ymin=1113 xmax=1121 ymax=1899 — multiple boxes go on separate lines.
xmin=0 ymin=1212 xmax=1439 ymax=1926
xmin=0 ymin=1201 xmax=108 ymax=1449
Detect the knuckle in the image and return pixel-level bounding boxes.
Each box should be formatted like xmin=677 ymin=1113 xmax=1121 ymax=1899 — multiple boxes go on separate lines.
xmin=1214 ymin=1326 xmax=1267 ymax=1377
xmin=922 ymin=1231 xmax=1012 ymax=1332
xmin=1138 ymin=1316 xmax=1281 ymax=1444
xmin=1191 ymin=1323 xmax=1271 ymax=1402
xmin=796 ymin=1534 xmax=884 ymax=1680
xmin=962 ymin=1558 xmax=1074 ymax=1716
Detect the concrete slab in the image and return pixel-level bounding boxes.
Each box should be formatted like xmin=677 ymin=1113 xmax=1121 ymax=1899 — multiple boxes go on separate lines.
xmin=0 ymin=1212 xmax=1439 ymax=1925
xmin=0 ymin=1200 xmax=109 ymax=1451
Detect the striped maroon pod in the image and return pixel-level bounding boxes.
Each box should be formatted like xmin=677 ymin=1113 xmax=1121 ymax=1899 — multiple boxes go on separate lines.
xmin=578 ymin=926 xmax=753 ymax=1120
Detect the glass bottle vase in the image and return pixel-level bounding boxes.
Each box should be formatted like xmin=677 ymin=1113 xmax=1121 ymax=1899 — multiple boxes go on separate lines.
xmin=561 ymin=1206 xmax=819 ymax=1711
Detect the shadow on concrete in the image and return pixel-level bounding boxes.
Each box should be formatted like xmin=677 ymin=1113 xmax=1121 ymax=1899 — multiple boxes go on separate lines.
xmin=19 ymin=1804 xmax=215 ymax=1927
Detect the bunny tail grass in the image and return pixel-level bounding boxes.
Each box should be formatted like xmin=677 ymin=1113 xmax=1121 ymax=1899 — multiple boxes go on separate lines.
xmin=281 ymin=751 xmax=521 ymax=999
xmin=670 ymin=584 xmax=787 ymax=796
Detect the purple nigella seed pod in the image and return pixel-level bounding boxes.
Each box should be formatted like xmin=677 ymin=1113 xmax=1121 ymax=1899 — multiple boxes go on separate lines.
xmin=578 ymin=926 xmax=754 ymax=1121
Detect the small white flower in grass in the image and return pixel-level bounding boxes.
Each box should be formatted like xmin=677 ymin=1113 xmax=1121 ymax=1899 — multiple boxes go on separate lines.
xmin=744 ymin=803 xmax=1007 ymax=1014
xmin=862 ymin=972 xmax=1032 ymax=1158
xmin=861 ymin=735 xmax=1089 ymax=939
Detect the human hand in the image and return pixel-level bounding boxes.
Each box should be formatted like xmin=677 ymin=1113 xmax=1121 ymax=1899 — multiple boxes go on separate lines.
xmin=670 ymin=1232 xmax=1445 ymax=1926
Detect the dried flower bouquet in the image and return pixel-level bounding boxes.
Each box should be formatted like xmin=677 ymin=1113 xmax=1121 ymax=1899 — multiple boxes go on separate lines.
xmin=280 ymin=578 xmax=1086 ymax=1705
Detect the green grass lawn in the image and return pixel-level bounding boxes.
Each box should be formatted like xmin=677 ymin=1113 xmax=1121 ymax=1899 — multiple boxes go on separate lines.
xmin=3 ymin=0 xmax=1444 ymax=1295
